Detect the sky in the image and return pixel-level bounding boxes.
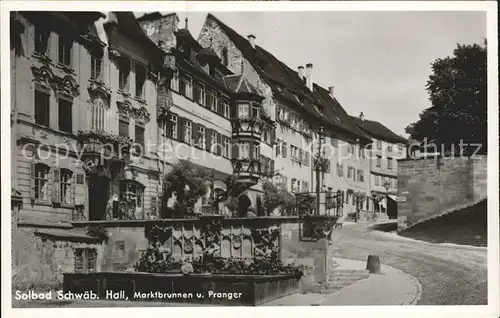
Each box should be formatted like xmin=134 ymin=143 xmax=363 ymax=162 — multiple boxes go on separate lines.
xmin=135 ymin=11 xmax=486 ymax=136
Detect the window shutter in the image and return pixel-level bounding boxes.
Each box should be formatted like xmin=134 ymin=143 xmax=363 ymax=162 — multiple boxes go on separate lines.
xmin=52 ymin=168 xmax=61 ymax=203
xmin=283 ymin=144 xmax=287 ymax=158
xmin=205 ymin=128 xmax=212 ymax=152
xmin=216 ymin=133 xmax=222 ymax=155
xmin=30 ymin=162 xmax=36 ymax=199
xmin=177 ymin=117 xmax=184 ymax=142
xmin=179 ymin=74 xmax=186 ymax=96
xmin=74 ymin=173 xmax=86 ymax=205
xmin=192 ymin=122 xmax=199 ymax=146
xmin=194 ymin=82 xmax=200 ymax=103
xmin=216 ymin=94 xmax=223 ymax=115
xmin=298 ymin=149 xmax=303 ymax=165
xmin=270 ymin=160 xmax=275 ymax=176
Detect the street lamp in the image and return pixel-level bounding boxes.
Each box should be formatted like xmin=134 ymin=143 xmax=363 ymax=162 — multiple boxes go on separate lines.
xmin=383 ymin=180 xmax=390 ymax=214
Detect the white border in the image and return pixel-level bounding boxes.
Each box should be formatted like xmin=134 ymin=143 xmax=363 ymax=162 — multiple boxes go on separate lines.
xmin=1 ymin=2 xmax=498 ymax=318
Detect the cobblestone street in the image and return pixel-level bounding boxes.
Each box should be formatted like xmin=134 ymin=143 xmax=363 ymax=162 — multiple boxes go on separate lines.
xmin=331 ymin=223 xmax=488 ymax=305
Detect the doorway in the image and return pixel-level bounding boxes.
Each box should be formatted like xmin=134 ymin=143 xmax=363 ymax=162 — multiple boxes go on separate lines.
xmin=88 ymin=175 xmax=109 ymax=221
xmin=237 ymin=195 xmax=251 ymax=217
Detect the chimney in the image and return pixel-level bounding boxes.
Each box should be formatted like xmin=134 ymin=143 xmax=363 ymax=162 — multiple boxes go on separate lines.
xmin=359 ymin=112 xmax=365 ymax=121
xmin=306 ymin=63 xmax=313 ymax=91
xmin=328 ymin=86 xmax=335 ymax=98
xmin=247 ymin=34 xmax=256 ymax=49
xmin=298 ymin=66 xmax=304 ymax=80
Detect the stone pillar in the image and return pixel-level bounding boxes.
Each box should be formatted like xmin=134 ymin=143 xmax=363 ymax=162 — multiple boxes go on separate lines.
xmin=11 ymin=190 xmax=23 ymax=266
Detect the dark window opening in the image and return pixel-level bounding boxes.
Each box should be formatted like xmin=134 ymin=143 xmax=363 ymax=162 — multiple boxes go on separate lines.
xmin=34 ymin=25 xmax=49 ymax=55
xmin=119 ymin=58 xmax=130 ymax=91
xmin=119 ymin=118 xmax=129 ymax=137
xmin=35 ymin=89 xmax=50 ymax=127
xmin=135 ymin=63 xmax=146 ymax=98
xmin=58 ymin=34 xmax=72 ymax=66
xmin=91 ymin=47 xmax=103 ymax=80
xmin=58 ymin=98 xmax=72 ymax=133
xmin=134 ymin=125 xmax=145 ymax=154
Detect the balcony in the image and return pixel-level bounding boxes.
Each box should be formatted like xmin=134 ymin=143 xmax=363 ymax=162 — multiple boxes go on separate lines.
xmin=231 ymin=158 xmax=262 ymax=185
xmin=76 ymin=131 xmax=132 ymax=173
xmin=231 ymin=117 xmax=263 ymax=141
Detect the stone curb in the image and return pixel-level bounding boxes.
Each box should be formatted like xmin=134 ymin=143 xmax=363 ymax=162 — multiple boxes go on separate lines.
xmin=322 ymin=257 xmax=422 ymax=306
xmin=402 ymin=272 xmax=422 ymax=305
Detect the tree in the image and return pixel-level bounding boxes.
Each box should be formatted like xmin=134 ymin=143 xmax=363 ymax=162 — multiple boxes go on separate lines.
xmin=161 ymin=160 xmax=210 ymax=218
xmin=262 ymin=180 xmax=296 ymax=216
xmin=405 ymin=41 xmax=487 ymax=154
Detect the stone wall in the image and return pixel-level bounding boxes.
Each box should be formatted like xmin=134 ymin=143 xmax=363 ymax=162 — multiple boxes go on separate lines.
xmin=397 ymin=155 xmax=487 ymax=231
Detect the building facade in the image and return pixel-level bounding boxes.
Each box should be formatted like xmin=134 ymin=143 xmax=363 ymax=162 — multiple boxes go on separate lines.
xmin=198 ymin=13 xmax=373 ymax=216
xmin=349 ymin=113 xmax=408 ymax=215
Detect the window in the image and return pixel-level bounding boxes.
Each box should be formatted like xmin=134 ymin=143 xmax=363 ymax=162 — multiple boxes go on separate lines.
xmin=91 ymin=101 xmax=106 ymax=132
xmin=348 ymin=143 xmax=355 ymax=155
xmin=252 ymin=105 xmax=260 ymax=118
xmin=90 ymin=47 xmax=103 ymax=80
xmin=282 ymin=142 xmax=287 ymax=158
xmin=239 ymin=142 xmax=250 ymax=159
xmin=119 ymin=58 xmax=130 ymax=92
xmin=60 ymin=169 xmax=73 ymax=204
xmin=34 ymin=88 xmax=50 ymax=127
xmin=398 ymin=144 xmax=404 ymax=153
xmin=208 ymin=90 xmax=217 ymax=112
xmin=376 ymin=156 xmax=381 ymax=168
xmin=168 ymin=113 xmax=177 ymax=139
xmin=222 ymin=48 xmax=228 ymax=66
xmin=58 ymin=34 xmax=72 ymax=67
xmin=276 ymin=139 xmax=281 ymax=157
xmin=291 ymin=178 xmax=297 ymax=193
xmin=358 ymin=170 xmax=364 ymax=183
xmin=331 ymin=138 xmax=338 ymax=147
xmin=337 ymin=163 xmax=344 ymax=177
xmin=119 ymin=117 xmax=129 ymax=137
xmin=121 ymin=181 xmax=144 ymax=208
xmin=34 ymin=164 xmax=50 ymax=200
xmin=302 ymin=181 xmax=309 ymax=192
xmin=238 ymin=103 xmax=249 ymax=119
xmin=34 ymin=25 xmax=49 ymax=55
xmin=377 ymin=140 xmax=382 ymax=149
xmin=198 ymin=83 xmax=206 ymax=105
xmin=184 ymin=120 xmax=192 ymax=144
xmin=388 ymin=158 xmax=393 ymax=170
xmin=223 ymin=98 xmax=230 ymax=118
xmin=210 ymin=131 xmax=217 ymax=152
xmin=196 ymin=125 xmax=206 ymax=148
xmin=253 ymin=143 xmax=260 ymax=159
xmin=135 ymin=63 xmax=146 ymax=99
xmin=387 ymin=145 xmax=393 ymax=152
xmin=183 ymin=75 xmax=193 ymax=99
xmin=170 ymin=69 xmax=179 ymax=91
xmin=358 ymin=146 xmax=363 ymax=158
xmin=223 ymin=137 xmax=231 ymax=158
xmin=290 ymin=145 xmax=298 ymax=162
xmin=347 ymin=167 xmax=353 ymax=179
xmin=135 ymin=124 xmax=145 ymax=154
xmin=375 ymin=175 xmax=380 ymax=186
xmin=58 ymin=98 xmax=72 ymax=133
xmin=75 ymin=248 xmax=97 ymax=273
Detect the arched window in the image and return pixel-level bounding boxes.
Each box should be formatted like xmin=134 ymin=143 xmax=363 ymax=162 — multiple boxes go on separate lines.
xmin=34 ymin=163 xmax=50 ymax=200
xmin=120 ymin=180 xmax=144 ymax=208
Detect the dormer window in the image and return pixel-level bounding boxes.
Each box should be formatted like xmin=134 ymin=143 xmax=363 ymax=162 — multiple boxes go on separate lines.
xmin=58 ymin=34 xmax=73 ymax=67
xmin=222 ymin=48 xmax=228 ymax=66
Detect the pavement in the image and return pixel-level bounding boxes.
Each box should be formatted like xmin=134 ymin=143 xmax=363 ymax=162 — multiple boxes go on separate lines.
xmin=263 ymin=257 xmax=422 ymax=306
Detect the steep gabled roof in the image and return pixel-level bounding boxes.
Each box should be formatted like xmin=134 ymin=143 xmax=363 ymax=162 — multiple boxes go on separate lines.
xmin=105 ymin=12 xmax=164 ymax=55
xmin=205 ymin=13 xmax=368 ymax=142
xmin=223 ymin=74 xmax=260 ymax=96
xmin=349 ymin=115 xmax=408 ymax=144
